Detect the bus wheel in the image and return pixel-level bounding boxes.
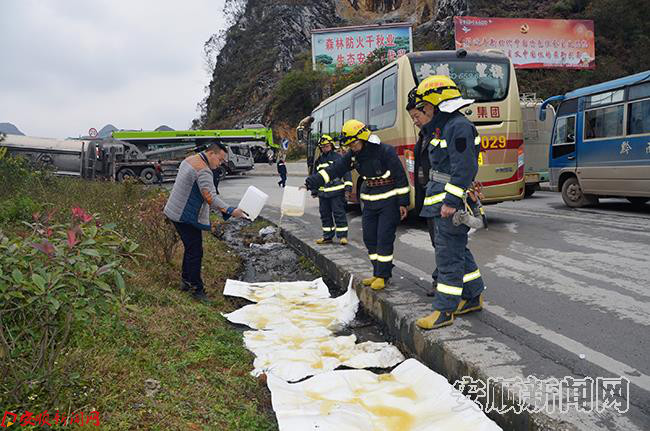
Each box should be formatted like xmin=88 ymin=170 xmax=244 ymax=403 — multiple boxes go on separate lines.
xmin=561 ymin=176 xmax=598 ymax=208
xmin=627 ymin=197 xmax=649 ymax=206
xmin=524 ymin=185 xmax=536 ymax=198
xmin=140 ymin=167 xmax=156 ymax=184
xmin=117 ymin=168 xmax=136 ymax=182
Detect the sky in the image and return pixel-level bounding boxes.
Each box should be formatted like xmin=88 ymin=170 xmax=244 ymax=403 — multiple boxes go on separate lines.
xmin=0 ymin=0 xmax=227 ymax=138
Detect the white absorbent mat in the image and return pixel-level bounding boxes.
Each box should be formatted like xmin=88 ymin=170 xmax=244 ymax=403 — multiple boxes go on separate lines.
xmin=244 ymin=326 xmax=405 ymax=381
xmin=223 ymin=278 xmax=358 ymax=332
xmin=224 ymin=278 xmax=331 ymax=302
xmin=267 ymin=358 xmax=502 ymax=431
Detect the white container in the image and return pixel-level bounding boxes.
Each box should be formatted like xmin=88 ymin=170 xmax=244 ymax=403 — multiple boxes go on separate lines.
xmin=238 ymin=186 xmax=268 ymax=221
xmin=281 ymin=186 xmax=306 ymax=217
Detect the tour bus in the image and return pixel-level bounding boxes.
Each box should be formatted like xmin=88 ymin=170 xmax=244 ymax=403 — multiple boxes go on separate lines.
xmin=540 ymin=71 xmax=650 ymax=207
xmin=308 ymin=49 xmax=525 ymax=211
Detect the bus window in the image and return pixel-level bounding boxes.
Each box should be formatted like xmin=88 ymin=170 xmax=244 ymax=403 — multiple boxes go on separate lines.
xmin=383 ymin=74 xmax=396 ymax=105
xmin=585 ymin=90 xmax=624 ymax=108
xmin=412 ymin=59 xmax=509 ymax=102
xmin=353 ymin=92 xmax=368 ymax=124
xmin=343 ymin=107 xmax=350 ymax=124
xmin=584 ymin=105 xmax=624 ymax=140
xmin=628 ymin=99 xmax=650 ymax=135
xmin=629 ymin=82 xmax=650 ymax=100
xmin=328 ymin=115 xmax=336 ymax=134
xmin=551 ymin=116 xmax=576 ymax=158
xmin=369 ymin=73 xmax=397 ymax=130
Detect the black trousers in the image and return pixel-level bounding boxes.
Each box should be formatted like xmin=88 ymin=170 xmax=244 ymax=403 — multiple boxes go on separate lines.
xmin=318 ymin=194 xmax=348 ymax=239
xmin=362 ymin=197 xmax=400 ymax=279
xmin=173 ymin=222 xmax=204 ymax=290
xmin=426 ymin=218 xmax=438 ymax=286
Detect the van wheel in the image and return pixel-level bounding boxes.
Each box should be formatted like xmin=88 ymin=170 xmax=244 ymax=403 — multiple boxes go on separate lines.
xmin=627 ymin=197 xmax=649 ymax=206
xmin=561 ymin=176 xmax=598 ymax=208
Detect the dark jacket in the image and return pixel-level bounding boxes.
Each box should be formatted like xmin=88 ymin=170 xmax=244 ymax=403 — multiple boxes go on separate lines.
xmin=308 ymin=140 xmax=410 ymax=209
xmin=419 ymin=111 xmax=480 ymax=218
xmin=277 ymin=160 xmax=287 ymax=176
xmin=313 ymin=151 xmax=352 ymax=198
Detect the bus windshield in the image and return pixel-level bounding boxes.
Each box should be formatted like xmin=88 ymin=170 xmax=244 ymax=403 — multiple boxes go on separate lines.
xmin=412 ymin=59 xmax=509 ymax=102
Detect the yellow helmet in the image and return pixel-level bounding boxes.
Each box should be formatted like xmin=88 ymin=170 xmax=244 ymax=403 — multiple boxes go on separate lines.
xmin=415 ymin=75 xmax=462 ymax=109
xmin=339 ymin=119 xmax=371 ymax=146
xmin=318 ymin=134 xmax=336 ymax=148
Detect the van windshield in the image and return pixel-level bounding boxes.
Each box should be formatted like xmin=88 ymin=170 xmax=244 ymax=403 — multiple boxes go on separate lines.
xmin=412 ymin=59 xmax=509 ymax=102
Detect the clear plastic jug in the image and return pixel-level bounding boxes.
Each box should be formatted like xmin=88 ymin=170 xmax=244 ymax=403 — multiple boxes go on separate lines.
xmin=281 ymin=186 xmax=306 ymax=217
xmin=238 ymin=186 xmax=268 ymax=221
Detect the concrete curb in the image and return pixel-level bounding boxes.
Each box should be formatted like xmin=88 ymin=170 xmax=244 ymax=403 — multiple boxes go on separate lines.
xmin=256 ymin=214 xmax=610 ymax=431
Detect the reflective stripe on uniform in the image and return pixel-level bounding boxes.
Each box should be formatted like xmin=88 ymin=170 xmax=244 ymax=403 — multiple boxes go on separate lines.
xmin=444 ymin=183 xmax=465 ymax=198
xmin=463 ymin=269 xmax=481 ymax=283
xmin=360 ymin=186 xmax=409 ymax=201
xmin=363 ymin=170 xmax=391 ymax=180
xmin=316 ymin=163 xmax=330 ymax=170
xmin=423 ymin=192 xmax=446 ymax=206
xmin=430 ymin=138 xmax=447 ymax=148
xmin=395 ymin=186 xmax=410 ymax=195
xmin=322 ymin=184 xmax=345 ymax=192
xmin=344 ymin=181 xmax=353 ymax=187
xmin=322 ymin=227 xmax=334 ymax=232
xmin=437 ymin=283 xmax=463 ymax=296
xmin=335 ymin=227 xmax=348 ymax=232
xmin=377 ymin=254 xmax=393 ymax=262
xmin=474 ymin=136 xmax=481 ymax=146
xmin=318 ymin=170 xmax=330 ymax=183
xmin=369 ymin=253 xmax=378 ymax=260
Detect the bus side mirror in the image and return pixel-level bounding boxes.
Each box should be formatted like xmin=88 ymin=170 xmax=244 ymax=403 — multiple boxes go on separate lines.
xmin=539 ymin=107 xmax=547 ymax=122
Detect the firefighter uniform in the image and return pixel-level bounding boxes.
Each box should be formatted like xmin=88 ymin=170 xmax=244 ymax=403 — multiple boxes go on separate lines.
xmin=414 ymin=75 xmax=485 ymax=329
xmin=305 ymin=120 xmax=410 ymax=289
xmin=314 ymin=149 xmax=352 ymax=241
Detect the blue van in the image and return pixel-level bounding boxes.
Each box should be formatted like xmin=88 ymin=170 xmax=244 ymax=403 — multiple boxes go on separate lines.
xmin=540 ymin=71 xmax=650 ymax=207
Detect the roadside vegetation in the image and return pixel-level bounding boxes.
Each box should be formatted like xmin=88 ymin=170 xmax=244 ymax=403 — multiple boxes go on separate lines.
xmin=0 ymin=152 xmax=277 ymax=430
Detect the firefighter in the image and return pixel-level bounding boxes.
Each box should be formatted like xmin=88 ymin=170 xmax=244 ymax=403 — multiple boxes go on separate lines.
xmin=412 ymin=75 xmax=485 ymax=330
xmin=313 ymin=134 xmax=352 ymax=245
xmin=305 ymin=119 xmax=410 ymax=290
xmin=406 ymin=89 xmax=437 ymax=296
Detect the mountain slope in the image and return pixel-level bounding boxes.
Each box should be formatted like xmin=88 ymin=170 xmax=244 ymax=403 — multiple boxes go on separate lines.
xmin=198 ymin=0 xmax=650 ymax=138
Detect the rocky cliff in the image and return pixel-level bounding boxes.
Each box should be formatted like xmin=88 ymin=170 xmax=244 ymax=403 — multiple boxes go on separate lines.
xmin=198 ymin=0 xmax=649 ymax=138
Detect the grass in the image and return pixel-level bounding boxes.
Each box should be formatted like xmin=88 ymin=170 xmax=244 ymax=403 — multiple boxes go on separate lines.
xmin=0 ymin=169 xmax=278 ymax=430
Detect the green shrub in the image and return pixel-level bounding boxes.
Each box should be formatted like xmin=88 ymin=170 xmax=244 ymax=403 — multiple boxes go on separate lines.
xmin=0 ymin=207 xmax=140 ymax=408
xmin=0 ymin=195 xmax=41 ymax=224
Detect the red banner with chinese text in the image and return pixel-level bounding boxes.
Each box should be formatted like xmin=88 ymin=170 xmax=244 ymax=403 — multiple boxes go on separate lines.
xmin=454 ymin=16 xmax=595 ymax=69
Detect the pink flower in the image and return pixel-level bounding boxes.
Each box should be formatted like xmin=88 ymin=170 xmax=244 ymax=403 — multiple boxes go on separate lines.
xmin=71 ymin=206 xmax=93 ymax=223
xmin=66 ymin=229 xmax=79 ymax=248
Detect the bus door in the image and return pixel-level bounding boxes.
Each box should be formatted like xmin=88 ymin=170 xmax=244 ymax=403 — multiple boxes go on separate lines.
xmin=549 ymin=113 xmax=578 ymax=186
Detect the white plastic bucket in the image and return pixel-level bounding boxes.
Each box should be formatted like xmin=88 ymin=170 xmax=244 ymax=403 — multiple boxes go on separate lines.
xmin=281 ymin=186 xmax=306 ymax=217
xmin=238 ymin=186 xmax=268 ymax=221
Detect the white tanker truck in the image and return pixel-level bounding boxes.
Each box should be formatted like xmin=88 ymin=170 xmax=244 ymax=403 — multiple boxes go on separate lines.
xmin=1 ymin=134 xmax=195 ymax=183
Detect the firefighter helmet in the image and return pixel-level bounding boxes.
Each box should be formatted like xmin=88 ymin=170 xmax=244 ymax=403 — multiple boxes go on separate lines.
xmin=339 ymin=119 xmax=371 ymax=146
xmin=415 ymin=75 xmax=474 ymax=113
xmin=318 ymin=134 xmax=336 ymax=148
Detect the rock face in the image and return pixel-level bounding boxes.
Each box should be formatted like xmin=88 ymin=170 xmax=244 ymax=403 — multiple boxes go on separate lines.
xmin=203 ymin=0 xmax=341 ymax=127
xmin=201 ymin=0 xmax=469 ymax=129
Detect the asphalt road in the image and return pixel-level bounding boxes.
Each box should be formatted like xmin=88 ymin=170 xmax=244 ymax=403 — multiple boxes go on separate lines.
xmin=217 ymin=172 xmax=650 ymax=422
